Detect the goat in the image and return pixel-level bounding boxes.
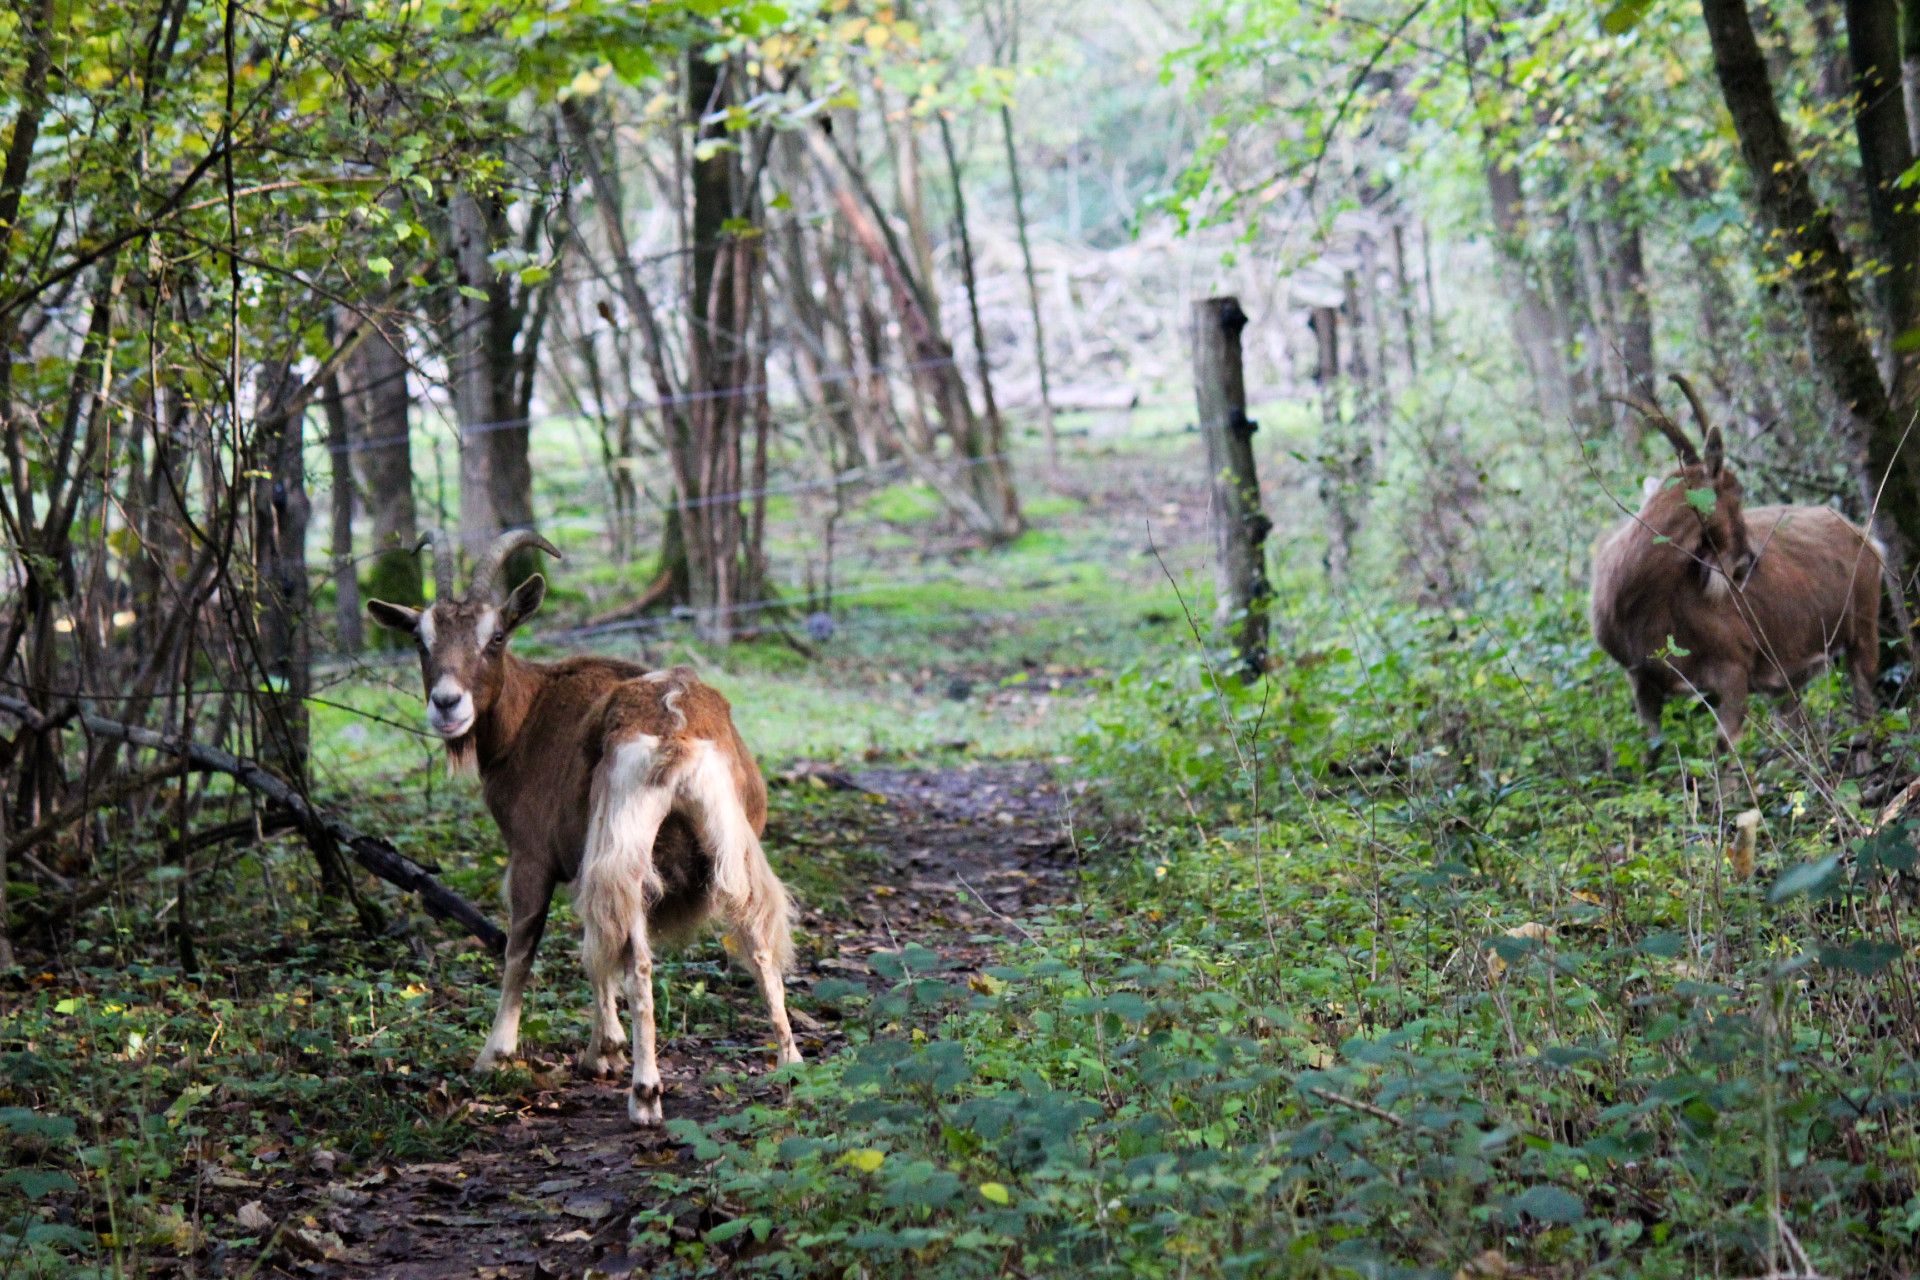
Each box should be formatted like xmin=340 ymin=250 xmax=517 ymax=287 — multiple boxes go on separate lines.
xmin=1590 ymin=374 xmax=1882 ymax=759
xmin=367 ymin=530 xmax=801 ymax=1126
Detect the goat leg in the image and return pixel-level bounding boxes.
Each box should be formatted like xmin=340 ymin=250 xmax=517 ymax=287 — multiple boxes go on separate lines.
xmin=1710 ymin=676 xmax=1748 ymax=752
xmin=745 ymin=929 xmax=803 ymax=1068
xmin=626 ymin=919 xmax=663 ymax=1127
xmin=580 ymin=972 xmax=628 ymax=1079
xmin=1631 ymin=672 xmax=1667 ymax=773
xmin=475 ymin=864 xmax=555 ymax=1074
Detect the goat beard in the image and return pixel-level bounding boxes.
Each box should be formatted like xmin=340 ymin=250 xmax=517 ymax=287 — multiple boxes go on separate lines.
xmin=445 ymin=733 xmax=478 ymax=778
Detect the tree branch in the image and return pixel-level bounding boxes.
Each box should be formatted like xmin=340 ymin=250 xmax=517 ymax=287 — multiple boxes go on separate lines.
xmin=0 ymin=696 xmax=506 ymax=954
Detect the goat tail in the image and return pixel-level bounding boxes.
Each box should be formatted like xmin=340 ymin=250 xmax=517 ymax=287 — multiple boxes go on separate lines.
xmin=684 ymin=741 xmax=795 ymax=974
xmin=730 ymin=852 xmax=796 ymax=975
xmin=578 ymin=736 xmax=671 ymax=984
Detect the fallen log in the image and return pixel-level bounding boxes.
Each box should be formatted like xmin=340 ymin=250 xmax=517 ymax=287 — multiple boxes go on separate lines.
xmin=0 ymin=695 xmax=506 ymax=954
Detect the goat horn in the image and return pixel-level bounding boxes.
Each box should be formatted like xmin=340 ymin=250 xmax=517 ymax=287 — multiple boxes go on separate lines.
xmin=1669 ymin=374 xmax=1722 ymax=475
xmin=1607 ymin=393 xmax=1700 ymax=467
xmin=472 ymin=527 xmax=563 ymax=597
xmin=414 ymin=529 xmax=455 ymax=601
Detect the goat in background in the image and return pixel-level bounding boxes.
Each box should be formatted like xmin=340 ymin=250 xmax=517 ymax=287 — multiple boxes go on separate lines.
xmin=368 ymin=530 xmax=801 ymax=1127
xmin=1590 ymin=375 xmax=1882 ymax=761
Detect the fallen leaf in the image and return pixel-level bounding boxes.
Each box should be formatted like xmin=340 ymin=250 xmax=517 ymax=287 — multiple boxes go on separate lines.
xmin=1457 ymin=1249 xmax=1508 ymax=1279
xmin=1486 ymin=922 xmax=1553 ymax=979
xmin=561 ymin=1195 xmax=613 ymax=1220
xmin=237 ymin=1201 xmax=273 ymax=1232
xmin=287 ymin=1226 xmax=346 ymax=1262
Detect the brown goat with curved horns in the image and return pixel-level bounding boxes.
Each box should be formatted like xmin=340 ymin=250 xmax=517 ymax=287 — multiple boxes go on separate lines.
xmin=368 ymin=529 xmax=800 ymax=1127
xmin=1590 ymin=375 xmax=1883 ymax=757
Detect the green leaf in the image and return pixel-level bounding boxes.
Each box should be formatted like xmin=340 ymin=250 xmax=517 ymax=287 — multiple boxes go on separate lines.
xmin=1770 ymin=854 xmax=1842 ymax=903
xmin=1600 ymin=0 xmax=1653 ymax=33
xmin=2 ymin=1168 xmax=76 ymax=1199
xmin=457 ymin=285 xmax=490 ymax=301
xmin=705 ymin=1215 xmax=768 ymax=1243
xmin=978 ymin=1181 xmax=1010 ymax=1205
xmin=366 ymin=256 xmax=392 ymax=277
xmin=0 ymin=1108 xmax=77 ymax=1141
xmin=1817 ymin=939 xmax=1900 ymax=975
xmin=1685 ymin=488 xmax=1717 ymax=516
xmin=166 ymin=1084 xmax=214 ymax=1126
xmin=1510 ymin=1184 xmax=1584 ymax=1223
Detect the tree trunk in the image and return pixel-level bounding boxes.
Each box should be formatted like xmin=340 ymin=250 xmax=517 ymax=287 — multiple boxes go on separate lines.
xmin=1193 ymin=297 xmax=1271 ymax=679
xmin=1844 ymin=0 xmax=1920 ymax=411
xmin=1483 ymin=158 xmax=1576 ymax=426
xmin=887 ymin=97 xmax=941 ymax=334
xmin=682 ymin=49 xmax=752 ymax=643
xmin=1573 ymin=210 xmax=1626 ymax=428
xmin=1601 ymin=191 xmax=1655 ymax=407
xmin=346 ymin=318 xmax=421 ymax=609
xmin=251 ymin=362 xmax=312 ymax=788
xmin=1391 ymin=222 xmax=1419 ymax=378
xmin=1000 ymin=102 xmax=1057 ymax=462
xmin=321 ymin=372 xmax=362 ymax=653
xmin=936 ymin=113 xmax=1018 ymax=530
xmin=808 ymin=127 xmax=1020 ymax=541
xmin=1701 ymin=0 xmax=1920 ymax=564
xmin=450 ymin=189 xmax=499 ymax=566
xmin=1904 ymin=0 xmax=1920 ymax=152
xmin=1309 ymin=305 xmax=1358 ymax=580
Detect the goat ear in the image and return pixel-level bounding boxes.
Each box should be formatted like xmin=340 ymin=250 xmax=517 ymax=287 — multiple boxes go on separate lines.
xmin=502 ymin=574 xmax=547 ymax=631
xmin=368 ymin=600 xmax=422 ymax=634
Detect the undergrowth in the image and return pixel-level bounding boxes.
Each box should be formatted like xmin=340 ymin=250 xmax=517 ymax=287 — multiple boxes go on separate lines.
xmin=660 ymin=587 xmax=1920 ymax=1279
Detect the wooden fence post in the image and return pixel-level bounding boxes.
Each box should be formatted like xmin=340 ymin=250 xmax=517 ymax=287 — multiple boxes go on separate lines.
xmin=1192 ymin=296 xmax=1272 ymax=678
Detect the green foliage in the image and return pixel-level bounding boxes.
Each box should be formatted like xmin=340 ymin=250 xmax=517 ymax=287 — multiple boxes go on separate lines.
xmin=658 ymin=586 xmax=1920 ymax=1278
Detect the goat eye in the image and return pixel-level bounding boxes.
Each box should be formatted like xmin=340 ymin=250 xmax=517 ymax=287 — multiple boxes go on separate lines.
xmin=489 ymin=632 xmax=505 ymax=648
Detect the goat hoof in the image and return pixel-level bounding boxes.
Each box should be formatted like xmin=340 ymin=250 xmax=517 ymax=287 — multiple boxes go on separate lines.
xmin=628 ymin=1081 xmax=664 ymax=1127
xmin=578 ymin=1049 xmax=627 ymax=1080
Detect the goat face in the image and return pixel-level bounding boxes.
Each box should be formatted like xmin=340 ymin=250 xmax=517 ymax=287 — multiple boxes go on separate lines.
xmin=1644 ymin=461 xmax=1752 ymax=597
xmin=370 ymin=578 xmax=546 ymax=740
xmin=366 ymin=529 xmax=560 ymax=744
xmin=1616 ymin=374 xmax=1753 ymax=594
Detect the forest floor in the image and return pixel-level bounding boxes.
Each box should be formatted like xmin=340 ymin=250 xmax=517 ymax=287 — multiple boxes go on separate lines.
xmin=18 ymin=421 xmax=1918 ymax=1279
xmin=217 ymin=760 xmax=1102 ymax=1278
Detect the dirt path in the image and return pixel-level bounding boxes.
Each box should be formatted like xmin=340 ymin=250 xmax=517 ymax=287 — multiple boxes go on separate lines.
xmin=260 ymin=760 xmax=1080 ymax=1279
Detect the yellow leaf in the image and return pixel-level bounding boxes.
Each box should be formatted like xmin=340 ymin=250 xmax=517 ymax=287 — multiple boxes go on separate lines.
xmin=969 ymin=972 xmax=1006 ymax=996
xmin=978 ymin=1181 xmax=1010 ymax=1205
xmin=840 ymin=1148 xmax=885 ymax=1173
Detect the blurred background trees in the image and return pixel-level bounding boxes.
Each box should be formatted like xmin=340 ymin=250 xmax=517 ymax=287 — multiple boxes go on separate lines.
xmin=4 ymin=0 xmax=1919 ymax=956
